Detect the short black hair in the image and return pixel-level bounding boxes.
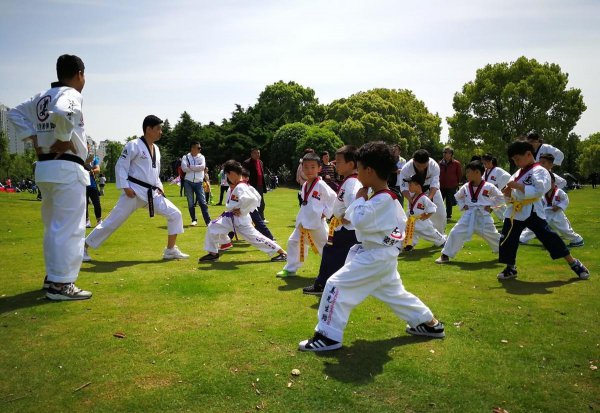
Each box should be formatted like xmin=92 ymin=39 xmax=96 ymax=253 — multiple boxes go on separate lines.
xmin=356 ymin=141 xmax=396 ymax=180
xmin=507 ymin=140 xmax=535 ymax=158
xmin=142 ymin=115 xmax=163 ymax=133
xmin=526 ymin=131 xmax=541 ymax=141
xmin=408 ymin=173 xmax=425 ymax=189
xmin=539 ymin=153 xmax=555 ymax=163
xmin=550 ymin=172 xmax=556 ymax=183
xmin=56 ymin=54 xmax=85 ymax=81
xmin=190 ymin=141 xmax=201 ymax=149
xmin=321 ymin=151 xmax=329 ymax=157
xmin=413 ymin=149 xmax=430 ymax=164
xmin=223 ymin=159 xmax=243 ymax=175
xmin=470 ymin=155 xmax=482 ymax=162
xmin=481 ymin=153 xmax=498 ymax=166
xmin=335 ymin=145 xmax=358 ymax=166
xmin=241 ymin=168 xmax=250 ymax=178
xmin=302 ymin=152 xmax=321 ymax=165
xmin=466 ymin=160 xmax=485 ymax=175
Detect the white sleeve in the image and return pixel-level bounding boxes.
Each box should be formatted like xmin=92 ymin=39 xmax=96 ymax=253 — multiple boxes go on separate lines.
xmin=424 ymin=197 xmax=437 ymax=214
xmin=321 ymin=183 xmax=337 ymax=219
xmin=399 ymin=163 xmax=412 ymax=192
xmin=524 ymin=168 xmax=550 ymax=198
xmin=555 ymin=189 xmax=569 ymax=210
xmin=115 ymin=141 xmax=136 ymax=189
xmin=455 ymin=184 xmax=467 ymax=209
xmin=488 ymin=184 xmax=505 ymax=207
xmin=7 ymin=98 xmax=36 ymax=140
xmin=495 ymin=169 xmax=511 ymax=190
xmin=181 ymin=155 xmax=192 ymax=173
xmin=237 ymin=186 xmax=259 ymax=215
xmin=550 ymin=145 xmax=564 ymax=166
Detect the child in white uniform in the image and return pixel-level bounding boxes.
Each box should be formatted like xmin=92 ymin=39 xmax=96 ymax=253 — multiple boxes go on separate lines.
xmin=199 ymin=160 xmax=286 ymax=262
xmin=298 ymin=141 xmax=444 ymax=352
xmin=402 ymin=174 xmax=446 ymax=251
xmin=277 ymin=152 xmax=337 ymax=277
xmin=519 ymin=173 xmax=584 ymax=247
xmin=435 ymin=161 xmax=504 ymax=263
xmin=482 ymin=154 xmax=511 ymax=221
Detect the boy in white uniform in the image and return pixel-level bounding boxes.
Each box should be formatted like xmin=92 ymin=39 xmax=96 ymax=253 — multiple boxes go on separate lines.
xmin=519 ymin=173 xmax=584 ymax=247
xmin=482 ymin=153 xmax=511 ymax=221
xmin=8 ymin=54 xmax=92 ymax=300
xmin=277 ymin=152 xmax=337 ymax=278
xmin=435 ymin=161 xmax=504 ymax=264
xmin=298 ymin=141 xmax=444 ymax=352
xmin=199 ymin=160 xmax=287 ymax=262
xmin=496 ymin=140 xmax=589 ymax=280
xmin=399 ymin=149 xmax=446 ymax=234
xmin=402 ymin=174 xmax=446 ymax=252
xmin=84 ymin=115 xmax=189 ymax=260
xmin=303 ymin=145 xmax=362 ymax=295
xmin=526 ymin=131 xmax=564 ymax=166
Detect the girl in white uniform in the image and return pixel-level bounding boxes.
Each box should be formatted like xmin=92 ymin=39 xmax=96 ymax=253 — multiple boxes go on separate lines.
xmin=403 ymin=174 xmax=446 ymax=251
xmin=482 ymin=154 xmax=511 ymax=221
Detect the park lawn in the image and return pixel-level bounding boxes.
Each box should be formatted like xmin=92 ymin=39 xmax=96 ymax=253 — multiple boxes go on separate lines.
xmin=0 ymin=184 xmax=598 ymax=413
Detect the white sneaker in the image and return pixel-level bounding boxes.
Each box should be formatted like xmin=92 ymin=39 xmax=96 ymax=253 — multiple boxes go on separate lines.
xmin=85 ymin=220 xmax=91 ymax=228
xmin=96 ymin=219 xmax=103 ymax=226
xmin=163 ymin=246 xmax=190 ymax=260
xmin=191 ymin=220 xmax=198 ymax=226
xmin=83 ymin=250 xmax=92 ymax=262
xmin=46 ymin=283 xmax=92 ymax=301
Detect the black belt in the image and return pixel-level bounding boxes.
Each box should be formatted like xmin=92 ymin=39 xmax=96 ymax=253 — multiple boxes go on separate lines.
xmin=127 ymin=175 xmax=163 ymax=217
xmin=37 ymin=153 xmax=84 ymax=166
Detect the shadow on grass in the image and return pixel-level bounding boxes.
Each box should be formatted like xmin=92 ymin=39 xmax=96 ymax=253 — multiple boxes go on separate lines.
xmin=80 ymin=259 xmax=165 ymax=273
xmin=491 ymin=277 xmax=580 ymax=295
xmin=446 ymin=259 xmax=503 ymax=271
xmin=198 ymin=260 xmax=271 ymax=271
xmin=277 ymin=275 xmax=314 ymax=291
xmin=316 ymin=335 xmax=435 ymax=384
xmin=0 ymin=290 xmax=50 ymax=314
xmin=399 ymin=245 xmax=442 ymax=261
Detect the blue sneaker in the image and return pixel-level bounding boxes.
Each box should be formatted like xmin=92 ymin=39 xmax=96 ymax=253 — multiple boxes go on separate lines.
xmin=568 ymin=239 xmax=584 ymax=248
xmin=571 ymin=259 xmax=590 ymax=280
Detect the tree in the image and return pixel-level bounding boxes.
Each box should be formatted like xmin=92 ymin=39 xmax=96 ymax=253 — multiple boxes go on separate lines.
xmin=296 ymin=126 xmax=344 ymax=161
xmin=0 ymin=131 xmax=10 ymax=179
xmin=325 ymin=88 xmax=442 ymax=156
xmin=578 ymin=132 xmax=600 ymax=178
xmin=101 ymin=140 xmax=124 ymax=182
xmin=267 ymin=123 xmax=310 ymax=173
xmin=447 ymin=56 xmax=586 ymax=165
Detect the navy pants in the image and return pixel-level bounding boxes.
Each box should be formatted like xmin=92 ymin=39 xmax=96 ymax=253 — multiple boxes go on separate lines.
xmin=499 ymin=212 xmax=570 ymax=266
xmin=314 ymin=227 xmax=358 ymax=288
xmin=250 ymin=209 xmax=274 ymax=240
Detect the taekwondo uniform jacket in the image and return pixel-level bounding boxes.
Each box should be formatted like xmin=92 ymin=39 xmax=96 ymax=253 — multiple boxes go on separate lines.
xmin=225 ymin=182 xmax=260 ymax=226
xmin=296 ymin=178 xmax=337 ymax=229
xmin=454 ymin=180 xmax=505 ymax=231
xmin=504 ymin=163 xmax=551 ymax=221
xmin=116 ymin=138 xmax=163 ymax=203
xmin=534 ymin=143 xmax=564 ymax=166
xmin=331 ymin=174 xmax=362 ymax=231
xmin=399 ymin=159 xmax=441 ymax=195
xmin=484 ymin=166 xmax=511 ymax=190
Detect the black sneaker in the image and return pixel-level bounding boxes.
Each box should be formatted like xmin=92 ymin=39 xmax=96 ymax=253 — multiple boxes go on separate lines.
xmin=302 ymin=284 xmax=324 ymax=296
xmin=298 ymin=332 xmax=342 ymax=352
xmin=42 ymin=276 xmax=50 ymax=291
xmin=198 ymin=253 xmax=219 ymax=262
xmin=270 ymin=253 xmax=287 ymax=262
xmin=570 ymin=259 xmax=590 ymax=280
xmin=46 ymin=283 xmax=92 ymax=301
xmin=403 ymin=245 xmax=413 ymax=252
xmin=406 ymin=321 xmax=445 ymax=338
xmin=497 ymin=266 xmax=518 ymax=280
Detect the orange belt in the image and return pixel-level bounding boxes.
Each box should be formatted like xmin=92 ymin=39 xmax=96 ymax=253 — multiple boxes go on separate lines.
xmin=326 ymin=217 xmax=343 ymax=245
xmin=402 ymin=215 xmax=418 ymax=248
xmin=299 ymin=226 xmax=320 ymax=262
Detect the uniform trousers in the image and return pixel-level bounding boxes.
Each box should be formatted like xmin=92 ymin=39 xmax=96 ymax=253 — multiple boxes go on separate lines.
xmin=519 ymin=212 xmax=583 ymax=244
xmin=283 ymin=221 xmax=329 ymax=272
xmin=499 ymin=212 xmax=570 ymax=266
xmin=314 ymin=227 xmax=358 ymax=288
xmin=86 ymin=193 xmax=183 ymax=249
xmin=492 ymin=205 xmax=507 ymax=222
xmin=315 ymin=244 xmax=434 ymax=343
xmin=204 ymin=215 xmax=282 ymax=255
xmin=442 ymin=211 xmax=500 ymax=258
xmin=38 ymin=181 xmax=86 ymax=284
xmin=412 ymin=219 xmax=447 ymax=247
xmin=429 ymin=190 xmax=447 ymax=234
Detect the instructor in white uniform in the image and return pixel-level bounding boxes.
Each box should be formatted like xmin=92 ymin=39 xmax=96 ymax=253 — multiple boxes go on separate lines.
xmin=84 ymin=115 xmax=189 ymax=260
xmin=8 ymin=54 xmax=92 ymax=300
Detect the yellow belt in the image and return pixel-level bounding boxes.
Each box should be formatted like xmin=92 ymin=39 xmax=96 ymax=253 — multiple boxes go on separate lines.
xmin=500 ymin=197 xmax=539 ymax=246
xmin=299 ymin=226 xmax=320 ymax=262
xmin=402 ymin=215 xmax=418 ymax=248
xmin=327 ymin=217 xmax=343 ymax=245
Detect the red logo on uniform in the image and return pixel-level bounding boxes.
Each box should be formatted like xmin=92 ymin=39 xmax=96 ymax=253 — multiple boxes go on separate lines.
xmin=312 ymin=191 xmax=321 ymax=200
xmin=417 ymin=203 xmax=425 ymax=210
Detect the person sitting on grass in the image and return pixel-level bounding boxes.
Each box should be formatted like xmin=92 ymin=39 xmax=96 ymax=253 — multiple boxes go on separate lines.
xmin=199 ymin=160 xmax=287 ymax=263
xmin=435 ymin=160 xmax=504 ymax=264
xmin=276 ymin=152 xmax=337 ymax=278
xmin=496 ymin=140 xmax=589 ymax=281
xmin=298 ymin=141 xmax=445 ymax=352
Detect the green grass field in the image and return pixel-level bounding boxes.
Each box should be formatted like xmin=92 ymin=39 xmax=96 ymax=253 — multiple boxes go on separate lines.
xmin=0 ymin=184 xmax=598 ymax=412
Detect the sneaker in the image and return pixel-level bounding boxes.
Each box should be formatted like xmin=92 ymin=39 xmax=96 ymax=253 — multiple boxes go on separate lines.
xmin=270 ymin=253 xmax=287 ymax=262
xmin=96 ymin=219 xmax=103 ymax=226
xmin=406 ymin=321 xmax=445 ymax=338
xmin=302 ymin=284 xmax=324 ymax=295
xmin=403 ymin=245 xmax=413 ymax=252
xmin=568 ymin=239 xmax=584 ymax=248
xmin=42 ymin=276 xmax=50 ymax=291
xmin=570 ymin=259 xmax=590 ymax=280
xmin=85 ymin=220 xmax=91 ymax=228
xmin=82 ymin=250 xmax=92 ymax=262
xmin=163 ymin=246 xmax=190 ymax=260
xmin=219 ymin=242 xmax=233 ymax=251
xmin=298 ymin=332 xmax=342 ymax=352
xmin=199 ymin=253 xmax=219 ymax=262
xmin=435 ymin=254 xmax=450 ymax=264
xmin=276 ymin=269 xmax=296 ymax=278
xmin=46 ymin=283 xmax=92 ymax=301
xmin=191 ymin=220 xmax=198 ymax=227
xmin=263 ymin=219 xmax=269 ymax=224
xmin=497 ymin=266 xmax=518 ymax=280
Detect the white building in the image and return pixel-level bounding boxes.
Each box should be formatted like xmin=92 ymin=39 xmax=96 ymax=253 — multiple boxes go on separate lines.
xmin=1 ymin=102 xmax=31 ymax=154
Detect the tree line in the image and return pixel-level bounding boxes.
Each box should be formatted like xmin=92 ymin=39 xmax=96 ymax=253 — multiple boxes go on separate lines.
xmin=2 ymin=56 xmax=599 ymax=183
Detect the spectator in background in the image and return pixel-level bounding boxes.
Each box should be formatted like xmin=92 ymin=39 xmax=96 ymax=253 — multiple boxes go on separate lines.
xmin=389 ymin=144 xmax=407 ymax=206
xmin=243 ymin=148 xmax=267 ymax=221
xmin=85 ymin=143 xmax=102 ymax=227
xmin=181 ymin=142 xmax=211 ymax=226
xmin=203 ymin=166 xmax=212 ymax=205
xmin=98 ymin=173 xmax=107 ymax=196
xmin=439 ymin=146 xmax=462 ymax=221
xmin=319 ymin=150 xmax=338 ymax=191
xmin=216 ymin=163 xmax=229 ymax=205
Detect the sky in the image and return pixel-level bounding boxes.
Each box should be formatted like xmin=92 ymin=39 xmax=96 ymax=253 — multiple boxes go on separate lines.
xmin=1 ymin=0 xmax=599 ymax=143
